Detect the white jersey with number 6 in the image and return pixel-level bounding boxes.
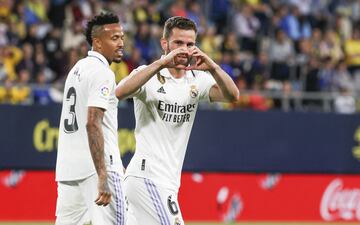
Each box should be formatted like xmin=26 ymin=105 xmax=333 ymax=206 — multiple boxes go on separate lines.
xmin=125 ymin=66 xmax=216 ymax=191
xmin=56 ymin=51 xmax=123 ymax=181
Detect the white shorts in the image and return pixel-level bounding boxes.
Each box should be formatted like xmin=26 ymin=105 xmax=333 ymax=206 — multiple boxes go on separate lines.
xmin=124 ymin=176 xmax=184 ymax=225
xmin=55 ymin=171 xmax=125 ymax=225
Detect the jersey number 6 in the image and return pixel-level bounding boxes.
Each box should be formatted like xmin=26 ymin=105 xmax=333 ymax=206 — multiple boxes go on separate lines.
xmin=167 ymin=195 xmax=179 ymax=215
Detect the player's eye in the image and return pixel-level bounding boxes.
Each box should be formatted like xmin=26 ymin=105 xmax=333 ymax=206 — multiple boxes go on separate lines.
xmin=174 ymin=41 xmax=184 ymax=46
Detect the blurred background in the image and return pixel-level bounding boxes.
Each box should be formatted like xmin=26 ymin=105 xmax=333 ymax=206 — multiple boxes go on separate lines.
xmin=1 ymin=0 xmax=360 ymax=224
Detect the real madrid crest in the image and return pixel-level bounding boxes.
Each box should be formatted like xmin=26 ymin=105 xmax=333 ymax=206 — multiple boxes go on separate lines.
xmin=190 ymin=85 xmax=198 ymax=98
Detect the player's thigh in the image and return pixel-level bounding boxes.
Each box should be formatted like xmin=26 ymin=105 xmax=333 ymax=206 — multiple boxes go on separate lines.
xmin=124 ymin=176 xmax=184 ymax=225
xmin=80 ymin=172 xmax=126 ymax=225
xmin=55 ymin=181 xmax=89 ymax=225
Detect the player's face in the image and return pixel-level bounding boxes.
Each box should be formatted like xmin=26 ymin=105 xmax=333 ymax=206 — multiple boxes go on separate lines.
xmin=162 ymin=27 xmax=196 ymax=66
xmin=98 ymin=23 xmax=124 ymax=63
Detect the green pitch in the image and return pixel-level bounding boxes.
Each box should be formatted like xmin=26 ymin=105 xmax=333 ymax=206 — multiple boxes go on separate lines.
xmin=0 ymin=222 xmax=359 ymax=225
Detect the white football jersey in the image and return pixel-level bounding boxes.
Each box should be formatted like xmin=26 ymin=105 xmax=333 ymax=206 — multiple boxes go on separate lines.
xmin=125 ymin=66 xmax=216 ymax=190
xmin=56 ymin=51 xmax=123 ymax=181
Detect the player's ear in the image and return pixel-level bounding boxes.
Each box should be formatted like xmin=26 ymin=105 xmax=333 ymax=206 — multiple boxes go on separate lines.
xmin=93 ymin=38 xmax=101 ymax=50
xmin=160 ymin=37 xmax=167 ymax=52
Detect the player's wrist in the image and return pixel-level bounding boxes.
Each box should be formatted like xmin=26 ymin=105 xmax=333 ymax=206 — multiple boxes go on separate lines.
xmin=208 ymin=64 xmax=220 ymax=73
xmin=155 ymin=58 xmax=166 ymax=70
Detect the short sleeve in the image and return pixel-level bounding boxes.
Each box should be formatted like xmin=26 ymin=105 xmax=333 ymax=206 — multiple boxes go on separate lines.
xmin=87 ymin=69 xmax=115 ymax=110
xmin=197 ymin=71 xmax=216 ymax=102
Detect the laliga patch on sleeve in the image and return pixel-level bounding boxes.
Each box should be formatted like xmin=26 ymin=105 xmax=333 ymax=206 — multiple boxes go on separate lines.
xmin=100 ymin=85 xmax=110 ymax=97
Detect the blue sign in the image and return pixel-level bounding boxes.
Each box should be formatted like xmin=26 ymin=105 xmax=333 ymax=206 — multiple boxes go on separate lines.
xmin=1 ymin=105 xmax=359 ymax=173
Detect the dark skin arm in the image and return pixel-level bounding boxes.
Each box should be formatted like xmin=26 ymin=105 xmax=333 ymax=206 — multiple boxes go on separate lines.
xmin=86 ymin=106 xmax=111 ymax=206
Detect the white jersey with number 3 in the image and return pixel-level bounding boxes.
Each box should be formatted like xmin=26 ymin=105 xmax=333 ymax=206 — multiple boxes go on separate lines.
xmin=56 ymin=51 xmax=123 ymax=181
xmin=125 ymin=66 xmax=216 ymax=191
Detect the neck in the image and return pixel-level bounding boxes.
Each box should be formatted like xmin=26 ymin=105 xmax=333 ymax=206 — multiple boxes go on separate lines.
xmin=168 ymin=68 xmax=186 ymax=79
xmin=92 ymin=48 xmax=111 ymax=65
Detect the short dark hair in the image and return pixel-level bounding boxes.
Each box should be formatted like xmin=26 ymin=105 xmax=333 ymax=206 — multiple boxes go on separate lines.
xmin=85 ymin=12 xmax=119 ymax=46
xmin=163 ymin=16 xmax=197 ymax=40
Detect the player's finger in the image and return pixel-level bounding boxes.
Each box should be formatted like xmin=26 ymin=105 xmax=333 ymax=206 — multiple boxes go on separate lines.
xmin=95 ymin=194 xmax=105 ymax=205
xmin=188 ymin=47 xmax=198 ymax=55
xmin=94 ymin=193 xmax=101 ymax=204
xmin=196 ymin=57 xmax=204 ymax=66
xmin=95 ymin=191 xmax=110 ymax=205
xmin=103 ymin=194 xmax=111 ymax=206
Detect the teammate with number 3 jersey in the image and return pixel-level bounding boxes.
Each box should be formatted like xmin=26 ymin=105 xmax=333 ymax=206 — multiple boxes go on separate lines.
xmin=55 ymin=12 xmax=126 ymax=225
xmin=116 ymin=16 xmax=239 ymax=225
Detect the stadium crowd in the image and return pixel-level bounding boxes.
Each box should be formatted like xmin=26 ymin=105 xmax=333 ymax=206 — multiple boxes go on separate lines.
xmin=0 ymin=0 xmax=360 ymax=113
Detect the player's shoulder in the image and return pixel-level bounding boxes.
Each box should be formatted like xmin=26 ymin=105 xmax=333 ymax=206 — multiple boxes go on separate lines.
xmin=191 ymin=69 xmax=210 ymax=75
xmin=189 ymin=70 xmax=212 ymax=80
xmin=82 ymin=58 xmax=114 ymax=78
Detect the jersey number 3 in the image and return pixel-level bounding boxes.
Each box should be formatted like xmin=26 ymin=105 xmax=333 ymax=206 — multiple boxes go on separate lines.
xmin=64 ymin=87 xmax=78 ymax=133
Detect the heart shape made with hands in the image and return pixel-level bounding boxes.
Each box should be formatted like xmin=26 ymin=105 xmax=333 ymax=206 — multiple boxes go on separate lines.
xmin=173 ymin=54 xmax=198 ymax=67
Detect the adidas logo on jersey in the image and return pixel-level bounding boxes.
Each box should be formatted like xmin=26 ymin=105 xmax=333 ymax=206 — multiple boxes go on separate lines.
xmin=157 ymin=86 xmax=166 ymax=94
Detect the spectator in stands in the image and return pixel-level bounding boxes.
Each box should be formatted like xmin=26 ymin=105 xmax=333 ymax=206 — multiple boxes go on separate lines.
xmin=334 ymin=87 xmax=356 ymax=114
xmin=310 ymin=28 xmax=322 ymax=59
xmin=168 ymin=0 xmax=187 ymax=18
xmin=8 ymin=68 xmax=32 ymax=104
xmin=0 ymin=83 xmax=6 ymax=103
xmin=318 ymin=56 xmax=335 ymax=92
xmin=123 ymin=47 xmax=144 ymax=74
xmin=305 ymin=57 xmax=321 ymax=92
xmin=0 ymin=45 xmax=23 ymax=81
xmin=220 ymin=52 xmax=235 ymax=80
xmin=186 ymin=1 xmax=204 ymax=33
xmin=319 ymin=29 xmax=344 ymax=65
xmin=233 ymin=4 xmax=260 ymax=54
xmin=344 ymin=28 xmax=360 ymax=75
xmin=335 ymin=11 xmax=352 ymax=42
xmin=200 ymin=25 xmax=221 ymax=61
xmin=244 ymin=51 xmax=270 ymax=88
xmin=134 ymin=22 xmax=153 ymax=63
xmin=16 ymin=42 xmax=34 ymax=78
xmin=0 ymin=0 xmax=359 ymax=113
xmin=269 ymin=29 xmax=295 ymax=81
xmin=221 ymin=32 xmax=240 ymax=54
xmin=332 ymin=60 xmax=354 ymax=92
xmin=32 ymin=69 xmax=51 ymax=105
xmin=279 ymin=5 xmax=311 ymax=45
xmin=62 ymin=22 xmax=86 ymax=51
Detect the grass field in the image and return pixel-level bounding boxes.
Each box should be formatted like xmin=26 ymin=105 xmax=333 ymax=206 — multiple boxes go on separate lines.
xmin=0 ymin=222 xmax=359 ymax=225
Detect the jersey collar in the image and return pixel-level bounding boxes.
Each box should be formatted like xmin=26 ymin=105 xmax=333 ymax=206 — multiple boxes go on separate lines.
xmin=159 ymin=68 xmax=194 ymax=80
xmin=87 ymin=50 xmax=109 ymax=66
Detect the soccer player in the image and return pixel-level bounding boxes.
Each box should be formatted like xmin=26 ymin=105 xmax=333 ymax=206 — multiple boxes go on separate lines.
xmin=116 ymin=16 xmax=239 ymax=225
xmin=55 ymin=12 xmax=126 ymax=225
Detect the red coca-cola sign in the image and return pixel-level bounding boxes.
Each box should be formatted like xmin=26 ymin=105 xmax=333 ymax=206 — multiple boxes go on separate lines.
xmin=320 ymin=178 xmax=360 ymax=221
xmin=1 ymin=171 xmax=360 ymax=222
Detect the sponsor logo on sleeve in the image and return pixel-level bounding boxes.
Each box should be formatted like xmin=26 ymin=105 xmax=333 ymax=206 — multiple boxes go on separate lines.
xmin=100 ymin=86 xmax=110 ymax=97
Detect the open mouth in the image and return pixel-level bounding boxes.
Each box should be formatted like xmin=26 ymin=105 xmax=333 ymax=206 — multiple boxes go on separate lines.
xmin=116 ymin=49 xmax=123 ymax=56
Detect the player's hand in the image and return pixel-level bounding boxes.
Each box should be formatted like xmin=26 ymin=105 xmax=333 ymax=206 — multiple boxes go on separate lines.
xmin=95 ymin=176 xmax=111 ymax=206
xmin=160 ymin=47 xmax=191 ymax=69
xmin=186 ymin=46 xmax=217 ymax=71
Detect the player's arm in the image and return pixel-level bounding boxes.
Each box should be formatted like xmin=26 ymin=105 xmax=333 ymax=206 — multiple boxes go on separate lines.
xmin=208 ymin=65 xmax=239 ymax=102
xmin=86 ymin=106 xmax=111 ymax=206
xmin=187 ymin=46 xmax=239 ymax=102
xmin=115 ymin=47 xmax=190 ymax=100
